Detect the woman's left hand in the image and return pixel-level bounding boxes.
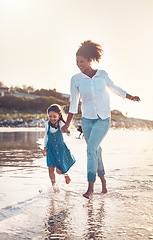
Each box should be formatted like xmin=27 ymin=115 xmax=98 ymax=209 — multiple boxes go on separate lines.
xmin=126 ymin=93 xmax=140 ymax=102
xmin=131 ymin=96 xmax=141 ymax=102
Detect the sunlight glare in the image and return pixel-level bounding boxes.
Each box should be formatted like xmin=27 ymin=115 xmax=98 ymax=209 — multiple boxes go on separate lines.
xmin=1 ymin=0 xmax=30 ymax=14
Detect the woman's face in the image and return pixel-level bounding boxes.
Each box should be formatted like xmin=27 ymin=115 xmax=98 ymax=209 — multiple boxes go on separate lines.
xmin=76 ymin=56 xmax=91 ymax=73
xmin=48 ymin=111 xmax=60 ymax=124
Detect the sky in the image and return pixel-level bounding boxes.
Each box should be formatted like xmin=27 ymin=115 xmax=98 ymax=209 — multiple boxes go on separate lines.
xmin=0 ymin=0 xmax=153 ymax=120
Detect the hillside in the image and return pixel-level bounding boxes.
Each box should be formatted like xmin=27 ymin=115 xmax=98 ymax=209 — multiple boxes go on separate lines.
xmin=0 ymin=84 xmax=153 ymax=129
xmin=0 ymin=95 xmax=68 ymax=113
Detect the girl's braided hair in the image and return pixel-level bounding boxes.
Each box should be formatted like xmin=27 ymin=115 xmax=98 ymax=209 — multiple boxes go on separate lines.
xmin=47 ymin=104 xmax=66 ymax=123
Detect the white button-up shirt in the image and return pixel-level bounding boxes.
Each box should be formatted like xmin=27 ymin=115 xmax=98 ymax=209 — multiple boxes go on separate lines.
xmin=69 ymin=70 xmax=126 ymax=119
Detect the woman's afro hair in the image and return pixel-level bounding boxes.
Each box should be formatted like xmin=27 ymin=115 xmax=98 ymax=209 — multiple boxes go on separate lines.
xmin=76 ymin=40 xmax=103 ymax=62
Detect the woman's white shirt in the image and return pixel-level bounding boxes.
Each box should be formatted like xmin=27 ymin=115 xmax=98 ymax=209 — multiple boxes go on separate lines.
xmin=69 ymin=70 xmax=126 ymax=119
xmin=44 ymin=120 xmax=65 ymax=147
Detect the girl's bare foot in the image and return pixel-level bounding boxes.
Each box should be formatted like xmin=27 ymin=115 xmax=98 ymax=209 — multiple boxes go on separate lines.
xmin=83 ymin=190 xmax=93 ymax=200
xmin=64 ymin=174 xmax=71 ymax=184
xmin=52 ymin=183 xmax=60 ymax=193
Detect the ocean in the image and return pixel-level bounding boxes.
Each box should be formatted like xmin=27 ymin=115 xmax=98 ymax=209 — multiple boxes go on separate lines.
xmin=0 ymin=128 xmax=153 ymax=240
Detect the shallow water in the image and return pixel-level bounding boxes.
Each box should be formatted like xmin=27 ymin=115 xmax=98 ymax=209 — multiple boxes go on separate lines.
xmin=0 ymin=128 xmax=153 ymax=240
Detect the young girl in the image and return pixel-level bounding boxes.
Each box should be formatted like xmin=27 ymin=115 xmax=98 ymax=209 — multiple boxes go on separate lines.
xmin=43 ymin=104 xmax=76 ymax=191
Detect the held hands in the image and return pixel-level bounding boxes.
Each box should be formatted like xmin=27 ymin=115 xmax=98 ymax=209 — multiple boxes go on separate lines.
xmin=61 ymin=124 xmax=70 ymax=133
xmin=61 ymin=113 xmax=73 ymax=135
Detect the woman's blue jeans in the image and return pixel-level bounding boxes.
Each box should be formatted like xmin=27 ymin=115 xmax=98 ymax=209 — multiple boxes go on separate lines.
xmin=81 ymin=117 xmax=111 ymax=182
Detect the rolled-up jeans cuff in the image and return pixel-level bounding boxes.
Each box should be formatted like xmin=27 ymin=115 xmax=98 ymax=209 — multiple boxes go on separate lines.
xmin=97 ymin=169 xmax=105 ymax=178
xmin=88 ymin=172 xmax=96 ymax=182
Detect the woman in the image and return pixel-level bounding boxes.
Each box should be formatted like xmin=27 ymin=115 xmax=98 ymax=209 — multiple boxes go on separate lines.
xmin=62 ymin=40 xmax=140 ymax=199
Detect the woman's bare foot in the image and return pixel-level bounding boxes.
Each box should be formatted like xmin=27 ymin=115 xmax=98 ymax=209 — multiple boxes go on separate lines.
xmin=83 ymin=190 xmax=93 ymax=200
xmin=102 ymin=187 xmax=107 ymax=194
xmin=64 ymin=174 xmax=71 ymax=184
xmin=101 ymin=178 xmax=107 ymax=193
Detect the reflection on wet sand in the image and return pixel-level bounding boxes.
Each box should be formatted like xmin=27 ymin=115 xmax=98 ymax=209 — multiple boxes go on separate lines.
xmin=43 ymin=189 xmax=106 ymax=240
xmin=0 ymin=131 xmax=44 ymax=172
xmin=45 ymin=193 xmax=70 ymax=239
xmin=0 ymin=131 xmax=44 ymax=144
xmin=84 ymin=201 xmax=105 ymax=239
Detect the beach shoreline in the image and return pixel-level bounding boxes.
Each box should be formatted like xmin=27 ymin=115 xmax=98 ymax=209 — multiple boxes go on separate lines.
xmin=0 ymin=129 xmax=153 ymax=239
xmin=0 ymin=127 xmax=45 ymax=132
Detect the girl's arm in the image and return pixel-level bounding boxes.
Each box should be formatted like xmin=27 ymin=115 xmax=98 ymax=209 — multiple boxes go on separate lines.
xmin=43 ymin=122 xmax=48 ymax=156
xmin=43 ymin=147 xmax=47 ymax=156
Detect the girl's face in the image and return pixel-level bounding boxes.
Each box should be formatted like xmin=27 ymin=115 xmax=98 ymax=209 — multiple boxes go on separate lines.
xmin=76 ymin=56 xmax=91 ymax=73
xmin=48 ymin=111 xmax=60 ymax=124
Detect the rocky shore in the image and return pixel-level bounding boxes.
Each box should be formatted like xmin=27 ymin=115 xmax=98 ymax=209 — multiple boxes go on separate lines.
xmin=0 ymin=117 xmax=45 ymax=128
xmin=73 ymin=114 xmax=153 ymax=130
xmin=111 ymin=117 xmax=153 ymax=130
xmin=0 ymin=114 xmax=153 ymax=130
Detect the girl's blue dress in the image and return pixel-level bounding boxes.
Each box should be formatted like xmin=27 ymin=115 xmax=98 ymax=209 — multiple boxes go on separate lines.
xmin=46 ymin=121 xmax=76 ymax=174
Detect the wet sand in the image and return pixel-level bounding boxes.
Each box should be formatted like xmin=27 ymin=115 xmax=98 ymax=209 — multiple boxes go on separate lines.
xmin=0 ymin=128 xmax=153 ymax=239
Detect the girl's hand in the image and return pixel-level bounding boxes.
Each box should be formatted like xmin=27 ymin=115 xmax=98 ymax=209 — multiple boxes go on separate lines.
xmin=66 ymin=129 xmax=70 ymax=135
xmin=43 ymin=148 xmax=47 ymax=156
